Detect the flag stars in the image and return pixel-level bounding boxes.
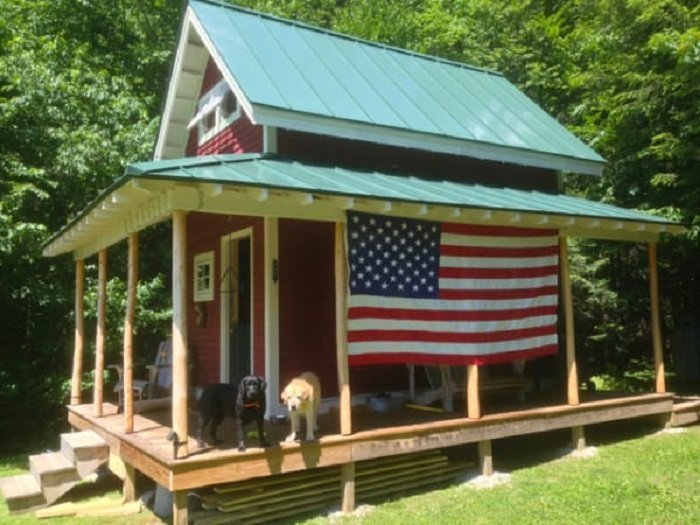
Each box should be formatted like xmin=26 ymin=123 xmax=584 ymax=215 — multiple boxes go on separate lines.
xmin=347 ymin=212 xmax=440 ymax=299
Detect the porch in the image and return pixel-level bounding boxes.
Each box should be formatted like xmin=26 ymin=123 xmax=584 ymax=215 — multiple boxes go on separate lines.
xmin=67 ymin=392 xmax=676 ymax=494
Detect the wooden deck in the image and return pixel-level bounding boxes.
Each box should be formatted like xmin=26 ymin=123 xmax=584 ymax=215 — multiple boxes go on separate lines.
xmin=67 ymin=392 xmax=675 ymax=492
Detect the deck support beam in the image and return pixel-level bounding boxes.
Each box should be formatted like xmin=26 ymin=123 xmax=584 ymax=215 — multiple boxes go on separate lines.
xmin=340 ymin=461 xmax=355 ymax=514
xmin=172 ymin=490 xmax=188 ymax=525
xmin=70 ymin=260 xmax=85 ymax=405
xmin=478 ymin=440 xmax=493 ymax=476
xmin=648 ymin=242 xmax=666 ymax=393
xmin=123 ymin=233 xmax=138 ymax=433
xmin=172 ymin=210 xmax=189 ymax=458
xmin=94 ymin=249 xmax=108 ymax=417
xmin=122 ymin=463 xmax=136 ymax=503
xmin=560 ymin=237 xmax=585 ymax=450
xmin=335 ymin=221 xmax=352 ymax=435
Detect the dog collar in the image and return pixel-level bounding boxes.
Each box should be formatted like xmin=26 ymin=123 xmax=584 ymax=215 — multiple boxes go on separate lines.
xmin=243 ymin=402 xmax=260 ymax=409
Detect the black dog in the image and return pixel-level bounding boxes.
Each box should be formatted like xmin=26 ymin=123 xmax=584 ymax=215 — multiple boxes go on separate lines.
xmin=197 ymin=376 xmax=269 ymax=452
xmin=235 ymin=375 xmax=269 ymax=452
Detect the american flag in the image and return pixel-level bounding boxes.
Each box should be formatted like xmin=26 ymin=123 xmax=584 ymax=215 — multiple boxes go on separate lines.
xmin=346 ymin=211 xmax=559 ymax=366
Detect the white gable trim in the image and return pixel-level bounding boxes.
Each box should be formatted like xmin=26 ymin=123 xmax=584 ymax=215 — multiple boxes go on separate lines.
xmin=155 ymin=8 xmax=256 ymax=160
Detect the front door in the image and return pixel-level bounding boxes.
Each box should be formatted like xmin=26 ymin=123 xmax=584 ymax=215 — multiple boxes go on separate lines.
xmin=221 ymin=229 xmax=253 ymax=385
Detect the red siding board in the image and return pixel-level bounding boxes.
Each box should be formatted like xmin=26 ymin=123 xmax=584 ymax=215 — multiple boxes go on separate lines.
xmin=278 ymin=219 xmax=407 ymax=398
xmin=278 ymin=129 xmax=559 ymax=192
xmin=187 ymin=213 xmax=265 ymax=387
xmin=184 ymin=57 xmax=263 ymax=157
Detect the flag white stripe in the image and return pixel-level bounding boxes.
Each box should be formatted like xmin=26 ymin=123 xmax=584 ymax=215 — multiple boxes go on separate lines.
xmin=348 ymin=294 xmax=558 ymax=311
xmin=441 ymin=233 xmax=558 ymax=248
xmin=439 ymin=274 xmax=558 ymax=290
xmin=348 ymin=315 xmax=557 ymax=333
xmin=349 ymin=334 xmax=558 ymax=356
xmin=440 ymin=255 xmax=558 ymax=269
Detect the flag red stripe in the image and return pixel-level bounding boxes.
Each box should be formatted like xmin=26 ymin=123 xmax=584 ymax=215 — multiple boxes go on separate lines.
xmin=438 ymin=285 xmax=558 ymax=300
xmin=440 ymin=244 xmax=559 ymax=258
xmin=348 ymin=345 xmax=558 ymax=366
xmin=348 ymin=324 xmax=556 ymax=344
xmin=348 ymin=305 xmax=557 ymax=322
xmin=439 ymin=265 xmax=558 ymax=279
xmin=440 ymin=223 xmax=558 ymax=237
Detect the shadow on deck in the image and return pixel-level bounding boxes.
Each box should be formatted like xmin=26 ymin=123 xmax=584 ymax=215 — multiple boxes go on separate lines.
xmin=64 ymin=390 xmax=684 ymax=493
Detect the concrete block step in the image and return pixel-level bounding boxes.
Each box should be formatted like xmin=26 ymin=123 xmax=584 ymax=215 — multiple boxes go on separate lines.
xmin=0 ymin=473 xmax=46 ymax=513
xmin=29 ymin=452 xmax=80 ymax=504
xmin=60 ymin=431 xmax=109 ymax=478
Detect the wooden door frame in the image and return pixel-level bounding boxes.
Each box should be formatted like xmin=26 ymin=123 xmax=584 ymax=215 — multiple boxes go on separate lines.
xmin=219 ymin=227 xmax=254 ymax=383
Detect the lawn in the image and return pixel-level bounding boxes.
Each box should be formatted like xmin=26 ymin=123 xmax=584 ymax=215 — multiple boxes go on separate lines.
xmin=1 ymin=421 xmax=699 ymax=524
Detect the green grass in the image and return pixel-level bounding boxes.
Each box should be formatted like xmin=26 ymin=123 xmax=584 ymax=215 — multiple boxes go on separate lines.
xmin=2 ymin=422 xmax=699 ymax=524
xmin=297 ymin=422 xmax=700 ymax=525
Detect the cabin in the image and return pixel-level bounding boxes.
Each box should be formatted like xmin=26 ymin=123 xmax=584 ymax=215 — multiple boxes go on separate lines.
xmin=2 ymin=1 xmax=696 ymax=523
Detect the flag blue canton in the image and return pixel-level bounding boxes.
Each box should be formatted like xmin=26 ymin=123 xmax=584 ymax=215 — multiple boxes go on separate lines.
xmin=347 ymin=212 xmax=441 ymax=298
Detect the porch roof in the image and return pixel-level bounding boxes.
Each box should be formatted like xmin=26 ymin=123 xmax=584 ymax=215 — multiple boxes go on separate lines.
xmin=43 ymin=154 xmax=683 ymax=259
xmin=156 ymin=0 xmax=604 ymax=175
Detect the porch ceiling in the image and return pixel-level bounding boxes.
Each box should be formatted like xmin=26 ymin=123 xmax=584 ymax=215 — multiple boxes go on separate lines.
xmin=43 ymin=154 xmax=684 ymax=260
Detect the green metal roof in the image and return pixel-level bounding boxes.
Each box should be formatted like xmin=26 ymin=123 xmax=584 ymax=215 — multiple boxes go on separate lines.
xmin=126 ymin=154 xmax=668 ymax=225
xmin=181 ymin=0 xmax=605 ymax=175
xmin=42 ymin=154 xmax=681 ymax=259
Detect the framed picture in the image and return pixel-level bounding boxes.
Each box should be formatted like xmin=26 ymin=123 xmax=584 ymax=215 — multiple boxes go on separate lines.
xmin=193 ymin=251 xmax=214 ymax=302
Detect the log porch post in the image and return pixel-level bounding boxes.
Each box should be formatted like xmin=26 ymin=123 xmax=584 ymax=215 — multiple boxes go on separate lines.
xmin=466 ymin=364 xmax=481 ymax=419
xmin=172 ymin=210 xmax=189 ymax=460
xmin=559 ymin=236 xmax=585 ymax=450
xmin=335 ymin=221 xmax=355 ymax=513
xmin=94 ymin=249 xmax=108 ymax=417
xmin=648 ymin=241 xmax=666 ymax=393
xmin=123 ymin=233 xmax=138 ymax=433
xmin=334 ymin=221 xmax=352 ymax=436
xmin=70 ymin=259 xmax=85 ymax=405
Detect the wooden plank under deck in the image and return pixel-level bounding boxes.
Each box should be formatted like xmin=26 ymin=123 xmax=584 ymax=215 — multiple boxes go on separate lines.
xmin=67 ymin=393 xmax=673 ymax=492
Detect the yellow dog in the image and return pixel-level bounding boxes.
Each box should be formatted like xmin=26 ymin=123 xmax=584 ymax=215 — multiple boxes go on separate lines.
xmin=281 ymin=372 xmax=321 ymax=442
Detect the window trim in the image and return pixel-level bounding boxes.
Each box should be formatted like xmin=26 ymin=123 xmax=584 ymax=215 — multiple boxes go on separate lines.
xmin=188 ymin=79 xmax=241 ymax=146
xmin=193 ymin=250 xmax=215 ymax=302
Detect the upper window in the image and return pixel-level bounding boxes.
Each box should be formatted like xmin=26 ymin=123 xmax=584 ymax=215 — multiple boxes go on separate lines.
xmin=188 ymin=80 xmax=241 ymax=145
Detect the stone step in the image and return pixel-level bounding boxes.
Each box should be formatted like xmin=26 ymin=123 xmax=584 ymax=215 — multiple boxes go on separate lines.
xmin=29 ymin=452 xmax=80 ymax=504
xmin=0 ymin=473 xmax=46 ymax=513
xmin=60 ymin=431 xmax=109 ymax=478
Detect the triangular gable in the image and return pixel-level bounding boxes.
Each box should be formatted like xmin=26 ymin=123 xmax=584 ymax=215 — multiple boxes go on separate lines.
xmin=156 ymin=0 xmax=605 ymax=176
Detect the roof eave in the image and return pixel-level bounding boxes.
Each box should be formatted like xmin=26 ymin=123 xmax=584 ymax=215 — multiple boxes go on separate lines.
xmin=251 ymin=104 xmax=605 ymax=176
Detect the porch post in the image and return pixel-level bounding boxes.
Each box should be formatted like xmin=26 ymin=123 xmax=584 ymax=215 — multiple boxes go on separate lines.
xmin=123 ymin=233 xmax=138 ymax=433
xmin=264 ymin=218 xmax=280 ymax=416
xmin=70 ymin=259 xmax=85 ymax=405
xmin=559 ymin=237 xmax=579 ymax=405
xmin=466 ymin=364 xmax=481 ymax=419
xmin=94 ymin=249 xmax=108 ymax=417
xmin=560 ymin=236 xmax=585 ymax=450
xmin=172 ymin=210 xmax=189 ymax=458
xmin=648 ymin=241 xmax=666 ymax=393
xmin=334 ymin=221 xmax=352 ymax=436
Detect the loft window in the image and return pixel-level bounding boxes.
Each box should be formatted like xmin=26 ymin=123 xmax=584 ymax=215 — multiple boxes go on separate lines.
xmin=187 ymin=79 xmax=241 ymax=145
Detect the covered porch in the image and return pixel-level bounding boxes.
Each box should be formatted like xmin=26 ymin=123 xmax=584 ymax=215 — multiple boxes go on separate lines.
xmin=42 ymin=154 xmax=685 ymax=523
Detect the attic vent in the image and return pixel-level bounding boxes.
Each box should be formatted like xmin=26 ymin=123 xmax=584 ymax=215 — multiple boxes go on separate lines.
xmin=188 ymin=79 xmax=241 ymax=145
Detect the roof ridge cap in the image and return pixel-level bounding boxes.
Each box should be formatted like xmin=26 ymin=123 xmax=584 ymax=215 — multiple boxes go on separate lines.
xmin=190 ymin=0 xmax=503 ymax=78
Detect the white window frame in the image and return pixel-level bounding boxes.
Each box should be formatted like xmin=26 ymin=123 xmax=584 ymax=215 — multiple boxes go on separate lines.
xmin=193 ymin=250 xmax=215 ymax=302
xmin=188 ymin=79 xmax=241 ymax=146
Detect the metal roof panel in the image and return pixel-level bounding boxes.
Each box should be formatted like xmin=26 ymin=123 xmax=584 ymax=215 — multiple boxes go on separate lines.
xmin=188 ymin=0 xmax=605 ymax=173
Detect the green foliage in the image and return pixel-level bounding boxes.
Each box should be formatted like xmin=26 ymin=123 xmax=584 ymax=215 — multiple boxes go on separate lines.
xmin=0 ymin=0 xmax=180 ymax=452
xmin=1 ymin=0 xmax=699 ymax=451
